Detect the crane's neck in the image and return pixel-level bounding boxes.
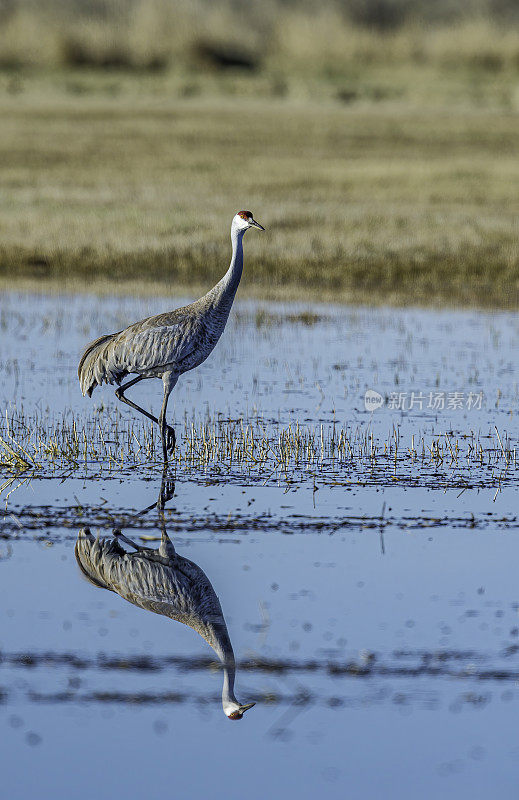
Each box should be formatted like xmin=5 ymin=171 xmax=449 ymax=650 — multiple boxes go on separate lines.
xmin=222 ymin=659 xmax=238 ymax=711
xmin=216 ymin=224 xmax=244 ymax=303
xmin=210 ymin=630 xmax=241 ymax=715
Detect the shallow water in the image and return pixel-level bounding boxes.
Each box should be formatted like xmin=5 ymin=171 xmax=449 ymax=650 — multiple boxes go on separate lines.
xmin=1 ymin=292 xmax=519 ymax=799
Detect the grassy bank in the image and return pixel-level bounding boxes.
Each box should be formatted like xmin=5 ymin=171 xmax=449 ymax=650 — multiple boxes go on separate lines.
xmin=0 ymin=72 xmax=518 ymax=308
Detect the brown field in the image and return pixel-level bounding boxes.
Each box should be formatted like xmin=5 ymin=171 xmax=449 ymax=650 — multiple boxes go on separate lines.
xmin=0 ymin=1 xmax=518 ymax=306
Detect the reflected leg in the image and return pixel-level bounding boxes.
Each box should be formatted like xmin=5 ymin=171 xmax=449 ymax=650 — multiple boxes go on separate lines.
xmin=158 ymin=522 xmax=176 ymax=560
xmin=157 ymin=467 xmax=176 ymax=511
xmin=112 ymin=529 xmax=149 ymax=551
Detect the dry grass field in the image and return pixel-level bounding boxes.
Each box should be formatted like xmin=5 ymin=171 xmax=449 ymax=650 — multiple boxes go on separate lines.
xmin=0 ymin=1 xmax=518 ymax=306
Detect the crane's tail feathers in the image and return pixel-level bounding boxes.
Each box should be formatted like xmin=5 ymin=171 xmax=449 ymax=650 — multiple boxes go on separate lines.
xmin=78 ymin=332 xmax=124 ymax=397
xmin=75 ymin=527 xmax=124 ymax=592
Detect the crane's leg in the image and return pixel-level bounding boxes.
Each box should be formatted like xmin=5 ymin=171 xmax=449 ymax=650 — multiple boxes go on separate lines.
xmin=157 ymin=466 xmax=175 ymax=510
xmin=115 ymin=376 xmax=159 ymax=425
xmin=113 ymin=529 xmax=165 ymax=560
xmin=112 ymin=529 xmax=144 ymax=550
xmin=116 ymin=373 xmax=177 ymax=463
xmin=158 ymin=523 xmax=176 ymax=559
xmin=158 ymin=373 xmax=178 ymax=465
xmin=113 ymin=527 xmax=176 ymax=563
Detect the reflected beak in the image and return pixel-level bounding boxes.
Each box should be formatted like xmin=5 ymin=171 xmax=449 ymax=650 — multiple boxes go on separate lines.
xmin=250 ymin=219 xmax=265 ymax=231
xmin=239 ymin=702 xmax=256 ymax=713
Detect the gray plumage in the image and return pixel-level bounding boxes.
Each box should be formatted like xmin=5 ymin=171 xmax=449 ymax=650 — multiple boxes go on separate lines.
xmin=75 ymin=526 xmax=255 ymax=719
xmin=78 ymin=301 xmax=225 ymax=396
xmin=78 ymin=211 xmax=264 ymax=463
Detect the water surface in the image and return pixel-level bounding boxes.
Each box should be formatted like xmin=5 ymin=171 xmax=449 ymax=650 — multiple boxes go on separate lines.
xmin=1 ymin=292 xmax=518 ymax=799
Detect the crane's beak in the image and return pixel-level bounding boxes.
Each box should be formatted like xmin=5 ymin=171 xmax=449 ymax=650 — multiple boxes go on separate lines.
xmin=250 ymin=219 xmax=265 ymax=231
xmin=227 ymin=701 xmax=256 ymax=720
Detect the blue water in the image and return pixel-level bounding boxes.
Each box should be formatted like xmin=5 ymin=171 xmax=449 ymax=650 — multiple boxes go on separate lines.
xmin=1 ymin=292 xmax=519 ymax=799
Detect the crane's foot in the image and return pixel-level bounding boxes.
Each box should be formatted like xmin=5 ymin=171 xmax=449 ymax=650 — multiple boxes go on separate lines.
xmin=166 ymin=425 xmax=176 ymax=454
xmin=157 ymin=470 xmax=175 ymax=510
xmin=161 ymin=426 xmax=176 ymax=462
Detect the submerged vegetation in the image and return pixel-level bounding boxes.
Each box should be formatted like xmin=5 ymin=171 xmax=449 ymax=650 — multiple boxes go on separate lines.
xmin=0 ymin=407 xmax=517 ymax=494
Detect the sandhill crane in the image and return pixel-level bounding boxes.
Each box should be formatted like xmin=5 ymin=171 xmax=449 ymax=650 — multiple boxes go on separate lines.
xmin=78 ymin=211 xmax=264 ymax=463
xmin=75 ymin=525 xmax=255 ymax=720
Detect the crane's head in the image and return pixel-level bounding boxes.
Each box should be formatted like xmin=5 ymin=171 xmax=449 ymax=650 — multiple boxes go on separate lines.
xmin=233 ymin=210 xmax=265 ymax=233
xmin=225 ymin=700 xmax=256 ymax=720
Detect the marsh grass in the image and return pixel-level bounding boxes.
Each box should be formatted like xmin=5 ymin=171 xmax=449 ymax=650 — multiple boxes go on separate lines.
xmin=1 ymin=90 xmax=519 ymax=307
xmin=1 ymin=4 xmax=519 ymax=307
xmin=0 ymin=407 xmax=516 ymax=490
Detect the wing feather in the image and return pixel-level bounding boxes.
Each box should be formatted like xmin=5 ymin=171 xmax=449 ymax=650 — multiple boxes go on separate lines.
xmin=114 ymin=316 xmax=200 ymax=375
xmin=78 ymin=303 xmax=208 ymax=394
